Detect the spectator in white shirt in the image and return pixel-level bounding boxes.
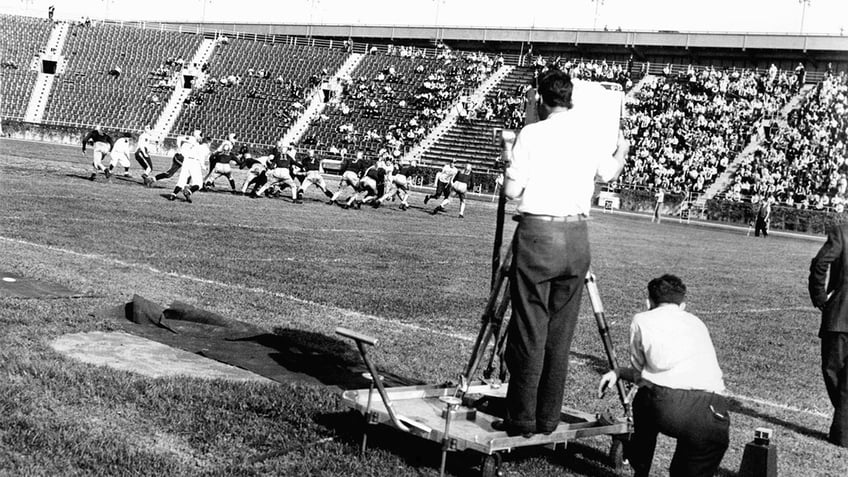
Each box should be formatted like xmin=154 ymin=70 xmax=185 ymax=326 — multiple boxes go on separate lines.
xmin=599 ymin=274 xmax=730 ymax=477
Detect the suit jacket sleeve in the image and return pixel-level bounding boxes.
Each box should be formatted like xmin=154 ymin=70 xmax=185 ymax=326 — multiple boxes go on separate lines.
xmin=809 ymin=224 xmax=844 ymax=309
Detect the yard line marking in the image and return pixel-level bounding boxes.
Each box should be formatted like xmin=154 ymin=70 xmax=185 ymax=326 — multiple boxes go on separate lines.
xmin=0 ymin=215 xmax=485 ymax=239
xmin=700 ymin=306 xmax=817 ymax=315
xmin=0 ymin=236 xmax=476 ymax=343
xmin=0 ymin=235 xmax=830 ymax=421
xmin=727 ymin=391 xmax=830 ymax=418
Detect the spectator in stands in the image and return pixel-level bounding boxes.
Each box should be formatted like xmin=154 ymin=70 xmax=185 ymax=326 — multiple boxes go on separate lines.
xmin=48 ymin=5 xmax=54 ymax=21
xmin=108 ymin=66 xmax=122 ymax=78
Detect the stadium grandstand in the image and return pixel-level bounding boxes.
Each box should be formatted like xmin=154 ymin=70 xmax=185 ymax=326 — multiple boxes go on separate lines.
xmin=3 ymin=11 xmax=848 ymax=221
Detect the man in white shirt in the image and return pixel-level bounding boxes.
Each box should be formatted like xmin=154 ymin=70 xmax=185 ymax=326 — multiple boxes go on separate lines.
xmin=599 ymin=274 xmax=730 ymax=477
xmin=492 ymin=69 xmax=628 ymax=437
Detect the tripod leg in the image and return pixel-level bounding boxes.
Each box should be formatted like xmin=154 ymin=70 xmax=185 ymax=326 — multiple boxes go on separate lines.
xmin=585 ymin=271 xmax=631 ymax=418
xmin=463 ymin=245 xmax=514 ymax=381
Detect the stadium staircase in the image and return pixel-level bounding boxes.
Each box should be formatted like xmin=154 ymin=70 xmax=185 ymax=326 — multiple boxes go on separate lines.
xmin=693 ymin=83 xmax=816 ymax=208
xmin=150 ymin=38 xmax=218 ymax=143
xmin=280 ymin=52 xmax=365 ymax=148
xmin=412 ymin=66 xmax=533 ymax=172
xmin=404 ymin=65 xmax=515 ymax=167
xmin=625 ymin=74 xmax=653 ymax=99
xmin=23 ymin=21 xmax=70 ymax=123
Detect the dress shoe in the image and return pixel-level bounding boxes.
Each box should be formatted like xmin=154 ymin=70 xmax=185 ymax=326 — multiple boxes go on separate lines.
xmin=491 ymin=420 xmax=534 ymax=438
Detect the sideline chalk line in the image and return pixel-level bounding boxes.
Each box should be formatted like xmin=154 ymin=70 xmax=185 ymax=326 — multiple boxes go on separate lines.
xmin=0 ymin=214 xmax=486 ymax=240
xmin=0 ymin=235 xmax=830 ymax=419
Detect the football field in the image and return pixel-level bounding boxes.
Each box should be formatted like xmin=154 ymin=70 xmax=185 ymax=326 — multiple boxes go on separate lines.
xmin=1 ymin=138 xmax=846 ymax=476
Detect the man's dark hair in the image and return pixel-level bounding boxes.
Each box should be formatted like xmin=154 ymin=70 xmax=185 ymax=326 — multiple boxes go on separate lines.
xmin=537 ymin=69 xmax=573 ymax=109
xmin=647 ymin=274 xmax=687 ymax=305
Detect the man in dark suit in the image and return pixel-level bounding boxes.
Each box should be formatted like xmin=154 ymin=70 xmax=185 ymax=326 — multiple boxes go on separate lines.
xmin=809 ymin=222 xmax=848 ymax=447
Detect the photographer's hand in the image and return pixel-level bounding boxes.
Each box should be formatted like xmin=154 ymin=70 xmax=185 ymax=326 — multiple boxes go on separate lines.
xmin=598 ymin=370 xmax=618 ymax=398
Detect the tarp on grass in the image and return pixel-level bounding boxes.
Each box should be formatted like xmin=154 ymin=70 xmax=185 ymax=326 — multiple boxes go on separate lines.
xmin=96 ymin=295 xmax=423 ymax=390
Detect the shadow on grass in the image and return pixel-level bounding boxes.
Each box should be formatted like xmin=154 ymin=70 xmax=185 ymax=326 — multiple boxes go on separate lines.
xmin=227 ymin=327 xmax=426 ymax=390
xmin=729 ymin=399 xmax=828 ymax=442
xmin=570 ymin=350 xmax=613 ymax=375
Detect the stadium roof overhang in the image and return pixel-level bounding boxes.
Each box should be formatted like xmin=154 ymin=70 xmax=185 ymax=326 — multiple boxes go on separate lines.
xmin=156 ymin=21 xmax=848 ymax=53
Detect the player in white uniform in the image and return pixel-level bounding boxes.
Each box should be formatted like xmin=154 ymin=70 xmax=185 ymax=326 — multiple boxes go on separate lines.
xmin=135 ymin=126 xmax=155 ymax=186
xmin=167 ymin=131 xmax=208 ymax=203
xmin=107 ymin=133 xmax=133 ymax=178
xmin=424 ymin=159 xmax=458 ymax=205
xmin=432 ymin=163 xmax=473 ymax=217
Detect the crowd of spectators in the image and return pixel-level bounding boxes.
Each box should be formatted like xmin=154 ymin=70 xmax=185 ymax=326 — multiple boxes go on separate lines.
xmin=730 ymin=69 xmax=848 ymax=211
xmin=614 ymin=65 xmax=797 ymax=195
xmin=310 ymin=44 xmax=497 ymax=160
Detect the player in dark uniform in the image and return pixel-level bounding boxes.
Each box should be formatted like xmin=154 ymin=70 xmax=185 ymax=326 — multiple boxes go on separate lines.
xmin=345 ymin=162 xmax=383 ymax=209
xmin=203 ymin=142 xmax=244 ymax=193
xmin=255 ymin=141 xmax=299 ymax=200
xmin=329 ymin=151 xmax=367 ymax=205
xmin=375 ymin=160 xmax=415 ymax=210
xmin=432 ymin=163 xmax=474 ymax=217
xmin=297 ymin=149 xmax=334 ymax=203
xmin=81 ymin=126 xmax=114 ymax=180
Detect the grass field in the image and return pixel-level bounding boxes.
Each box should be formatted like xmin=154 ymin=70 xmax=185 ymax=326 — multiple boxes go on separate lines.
xmin=1 ymin=138 xmax=846 ymax=476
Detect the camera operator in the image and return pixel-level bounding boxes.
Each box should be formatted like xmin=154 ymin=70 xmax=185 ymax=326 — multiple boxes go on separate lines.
xmin=598 ymin=275 xmax=730 ymax=477
xmin=492 ymin=69 xmax=628 ymax=437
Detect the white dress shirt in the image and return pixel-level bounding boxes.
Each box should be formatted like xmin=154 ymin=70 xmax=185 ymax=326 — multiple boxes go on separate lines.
xmin=630 ymin=303 xmax=726 ymax=393
xmin=506 ymin=82 xmax=621 ymax=217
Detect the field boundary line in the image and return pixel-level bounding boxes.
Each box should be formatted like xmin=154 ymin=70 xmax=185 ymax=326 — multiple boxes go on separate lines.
xmin=0 ymin=235 xmax=475 ymax=343
xmin=0 ymin=215 xmax=486 ymax=239
xmin=727 ymin=391 xmax=829 ymax=418
xmin=0 ymin=235 xmax=830 ymax=421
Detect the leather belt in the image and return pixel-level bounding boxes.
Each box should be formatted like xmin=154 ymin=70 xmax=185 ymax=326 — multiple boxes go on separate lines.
xmin=514 ymin=214 xmax=589 ymax=223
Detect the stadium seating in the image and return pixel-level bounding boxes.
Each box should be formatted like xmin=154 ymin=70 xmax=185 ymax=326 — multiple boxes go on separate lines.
xmin=0 ymin=15 xmax=52 ymax=119
xmin=170 ymin=39 xmax=348 ymax=146
xmin=302 ymin=48 xmax=495 ymax=159
xmin=730 ymin=71 xmax=848 ymax=211
xmin=41 ymin=22 xmax=202 ymax=132
xmin=615 ymin=67 xmax=796 ymax=195
xmin=419 ymin=66 xmax=536 ymax=172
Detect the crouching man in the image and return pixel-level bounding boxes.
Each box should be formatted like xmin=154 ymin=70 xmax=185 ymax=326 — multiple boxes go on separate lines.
xmin=599 ymin=274 xmax=730 ymax=477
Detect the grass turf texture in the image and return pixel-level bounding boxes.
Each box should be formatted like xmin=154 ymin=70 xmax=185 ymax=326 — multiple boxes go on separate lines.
xmin=1 ymin=138 xmax=846 ymax=476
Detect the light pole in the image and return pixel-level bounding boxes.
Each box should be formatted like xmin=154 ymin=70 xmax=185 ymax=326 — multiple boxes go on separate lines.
xmin=305 ymin=0 xmax=320 ymax=37
xmin=432 ymin=0 xmax=446 ymax=43
xmin=100 ymin=0 xmax=115 ymax=21
xmin=799 ymin=0 xmax=811 ymax=34
xmin=591 ymin=0 xmax=605 ymax=30
xmin=200 ymin=0 xmax=212 ymax=26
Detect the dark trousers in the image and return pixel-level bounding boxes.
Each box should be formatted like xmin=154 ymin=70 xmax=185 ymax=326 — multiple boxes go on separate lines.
xmin=134 ymin=150 xmax=153 ymax=173
xmin=754 ymin=216 xmax=768 ymax=237
xmin=154 ymin=154 xmax=183 ymax=181
xmin=822 ymin=332 xmax=848 ymax=446
xmin=433 ymin=180 xmax=450 ymax=200
xmin=628 ymin=384 xmax=730 ymax=477
xmin=504 ymin=219 xmax=590 ymax=433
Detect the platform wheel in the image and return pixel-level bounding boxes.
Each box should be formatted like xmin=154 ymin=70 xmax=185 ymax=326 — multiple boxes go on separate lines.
xmin=480 ymin=452 xmax=502 ymax=477
xmin=609 ymin=436 xmax=626 ymax=474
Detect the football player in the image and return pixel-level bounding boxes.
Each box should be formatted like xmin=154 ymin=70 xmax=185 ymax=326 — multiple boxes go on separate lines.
xmin=81 ymin=126 xmax=114 ymax=180
xmin=297 ymin=149 xmax=335 ymax=203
